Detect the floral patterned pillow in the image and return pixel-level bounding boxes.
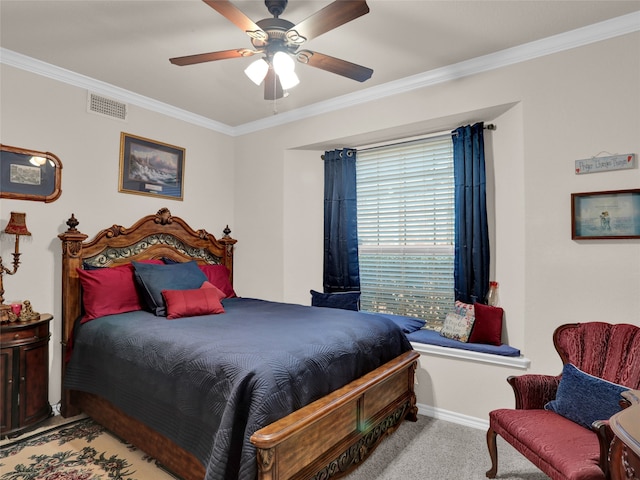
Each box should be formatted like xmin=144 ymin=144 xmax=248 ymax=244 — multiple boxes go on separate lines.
xmin=440 ymin=312 xmax=475 ymax=342
xmin=454 ymin=300 xmax=475 ymax=321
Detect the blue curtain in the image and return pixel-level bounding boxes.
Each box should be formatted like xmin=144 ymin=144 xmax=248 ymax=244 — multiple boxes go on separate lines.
xmin=323 ymin=148 xmax=360 ymax=292
xmin=452 ymin=123 xmax=490 ymax=304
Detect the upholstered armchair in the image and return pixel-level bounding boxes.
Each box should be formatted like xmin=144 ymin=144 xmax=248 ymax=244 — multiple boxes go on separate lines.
xmin=486 ymin=322 xmax=640 ymax=480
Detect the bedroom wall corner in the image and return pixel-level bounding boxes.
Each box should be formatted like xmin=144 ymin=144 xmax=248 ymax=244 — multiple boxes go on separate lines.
xmin=283 ymin=149 xmax=324 ymax=306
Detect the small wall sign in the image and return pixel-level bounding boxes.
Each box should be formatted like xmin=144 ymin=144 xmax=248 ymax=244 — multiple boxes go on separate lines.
xmin=575 ymin=153 xmax=636 ymax=174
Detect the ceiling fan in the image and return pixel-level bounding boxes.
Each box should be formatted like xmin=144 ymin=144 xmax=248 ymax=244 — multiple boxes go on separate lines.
xmin=170 ymin=0 xmax=373 ymax=100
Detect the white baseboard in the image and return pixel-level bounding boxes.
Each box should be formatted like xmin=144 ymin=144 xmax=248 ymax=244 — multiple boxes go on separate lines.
xmin=417 ymin=402 xmax=489 ymax=431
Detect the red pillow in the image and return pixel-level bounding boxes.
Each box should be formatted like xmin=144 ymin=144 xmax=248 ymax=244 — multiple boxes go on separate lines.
xmin=468 ymin=303 xmax=504 ymax=346
xmin=200 ymin=281 xmax=226 ymax=300
xmin=198 ymin=264 xmax=236 ymax=298
xmin=162 ymin=282 xmax=225 ymax=319
xmin=77 ymin=264 xmax=142 ymax=323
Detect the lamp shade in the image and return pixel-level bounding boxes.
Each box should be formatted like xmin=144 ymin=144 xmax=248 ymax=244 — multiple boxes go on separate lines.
xmin=278 ymin=70 xmax=300 ymax=90
xmin=5 ymin=212 xmax=31 ymax=236
xmin=272 ymin=52 xmax=299 ymax=90
xmin=245 ymin=58 xmax=269 ymax=85
xmin=273 ymin=51 xmax=295 ymax=74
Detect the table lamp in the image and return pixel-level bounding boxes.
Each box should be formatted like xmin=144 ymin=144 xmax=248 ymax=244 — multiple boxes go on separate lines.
xmin=0 ymin=212 xmax=31 ymax=322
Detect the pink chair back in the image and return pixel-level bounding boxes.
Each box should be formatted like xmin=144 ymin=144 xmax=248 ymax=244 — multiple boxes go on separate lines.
xmin=553 ymin=322 xmax=640 ymax=389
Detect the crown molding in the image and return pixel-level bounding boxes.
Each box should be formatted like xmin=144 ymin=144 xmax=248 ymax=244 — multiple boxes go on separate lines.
xmin=2 ymin=11 xmax=638 ymax=137
xmin=0 ymin=48 xmax=235 ymax=136
xmin=235 ymin=10 xmax=640 ymax=135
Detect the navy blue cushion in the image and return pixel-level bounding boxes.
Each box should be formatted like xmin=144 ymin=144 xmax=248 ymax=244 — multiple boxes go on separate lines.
xmin=133 ymin=261 xmax=207 ymax=316
xmin=544 ymin=363 xmax=628 ymax=429
xmin=366 ymin=313 xmax=425 ymax=333
xmin=406 ymin=328 xmax=521 ymax=357
xmin=310 ymin=290 xmax=360 ymax=311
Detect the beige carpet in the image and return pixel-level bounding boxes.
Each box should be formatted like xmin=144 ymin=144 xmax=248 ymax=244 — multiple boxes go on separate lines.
xmin=0 ymin=416 xmax=178 ymax=480
xmin=1 ymin=414 xmax=549 ymax=480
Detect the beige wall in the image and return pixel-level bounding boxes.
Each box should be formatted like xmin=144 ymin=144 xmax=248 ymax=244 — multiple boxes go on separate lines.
xmin=234 ymin=33 xmax=640 ymax=421
xmin=1 ymin=32 xmax=638 ymax=424
xmin=1 ymin=64 xmax=235 ymax=408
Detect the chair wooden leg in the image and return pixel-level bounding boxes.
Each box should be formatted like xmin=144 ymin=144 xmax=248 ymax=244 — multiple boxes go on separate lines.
xmin=486 ymin=426 xmax=499 ymax=478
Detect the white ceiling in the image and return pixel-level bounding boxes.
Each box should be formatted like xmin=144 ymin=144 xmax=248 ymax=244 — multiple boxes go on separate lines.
xmin=1 ymin=1 xmax=639 ymax=131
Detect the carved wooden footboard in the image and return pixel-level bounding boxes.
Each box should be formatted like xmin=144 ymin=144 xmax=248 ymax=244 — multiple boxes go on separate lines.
xmin=252 ymin=350 xmax=419 ymax=480
xmin=59 ymin=209 xmax=419 ymax=480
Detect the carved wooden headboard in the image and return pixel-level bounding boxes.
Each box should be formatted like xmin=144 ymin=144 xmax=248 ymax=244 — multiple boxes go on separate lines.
xmin=58 ymin=208 xmax=236 ymax=414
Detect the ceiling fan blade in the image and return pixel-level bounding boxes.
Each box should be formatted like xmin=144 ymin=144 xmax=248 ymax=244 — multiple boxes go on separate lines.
xmin=170 ymin=49 xmax=257 ymax=66
xmin=286 ymin=0 xmax=369 ymax=44
xmin=297 ymin=50 xmax=373 ymax=82
xmin=202 ymin=0 xmax=268 ymax=41
xmin=264 ymin=68 xmax=284 ymax=100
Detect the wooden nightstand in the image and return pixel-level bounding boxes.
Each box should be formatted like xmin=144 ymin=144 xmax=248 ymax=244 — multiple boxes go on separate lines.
xmin=0 ymin=314 xmax=53 ymax=438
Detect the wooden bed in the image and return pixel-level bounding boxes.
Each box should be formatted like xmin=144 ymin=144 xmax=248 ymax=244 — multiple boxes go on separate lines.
xmin=59 ymin=208 xmax=419 ymax=480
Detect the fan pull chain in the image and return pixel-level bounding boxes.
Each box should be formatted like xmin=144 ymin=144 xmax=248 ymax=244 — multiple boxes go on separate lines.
xmin=272 ymin=74 xmax=278 ymax=114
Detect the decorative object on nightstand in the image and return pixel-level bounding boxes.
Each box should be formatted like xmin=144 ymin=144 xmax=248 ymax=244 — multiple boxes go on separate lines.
xmin=6 ymin=299 xmax=40 ymax=323
xmin=0 ymin=313 xmax=53 ymax=438
xmin=0 ymin=212 xmax=31 ymax=322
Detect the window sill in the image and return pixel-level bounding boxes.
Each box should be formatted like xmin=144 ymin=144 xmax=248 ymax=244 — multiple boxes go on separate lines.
xmin=410 ymin=341 xmax=531 ymax=369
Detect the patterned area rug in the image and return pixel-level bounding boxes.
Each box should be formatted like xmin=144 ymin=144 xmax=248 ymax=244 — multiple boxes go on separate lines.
xmin=0 ymin=418 xmax=179 ymax=480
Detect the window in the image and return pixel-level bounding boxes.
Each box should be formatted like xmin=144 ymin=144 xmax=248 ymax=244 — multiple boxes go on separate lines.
xmin=356 ymin=135 xmax=454 ymax=328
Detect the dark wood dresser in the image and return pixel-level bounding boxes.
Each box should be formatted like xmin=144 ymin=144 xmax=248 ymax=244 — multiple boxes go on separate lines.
xmin=0 ymin=314 xmax=53 ymax=438
xmin=609 ymin=389 xmax=640 ymax=480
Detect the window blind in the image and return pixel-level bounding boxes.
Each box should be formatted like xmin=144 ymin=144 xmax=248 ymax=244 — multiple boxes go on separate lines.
xmin=356 ymin=135 xmax=454 ymax=325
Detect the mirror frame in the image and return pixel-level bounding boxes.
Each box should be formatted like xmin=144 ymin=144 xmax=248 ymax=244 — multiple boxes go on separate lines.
xmin=1 ymin=144 xmax=63 ymax=202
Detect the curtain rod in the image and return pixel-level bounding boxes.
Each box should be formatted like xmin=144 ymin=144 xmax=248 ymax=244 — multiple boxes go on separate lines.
xmin=322 ymin=123 xmax=497 ymax=157
xmin=359 ymin=123 xmax=496 ymax=153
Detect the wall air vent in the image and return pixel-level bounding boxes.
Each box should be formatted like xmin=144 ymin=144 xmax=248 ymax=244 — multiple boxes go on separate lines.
xmin=87 ymin=93 xmax=128 ymax=121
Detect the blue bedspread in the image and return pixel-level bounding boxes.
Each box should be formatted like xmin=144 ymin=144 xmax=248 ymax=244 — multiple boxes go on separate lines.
xmin=65 ymin=298 xmax=412 ymax=480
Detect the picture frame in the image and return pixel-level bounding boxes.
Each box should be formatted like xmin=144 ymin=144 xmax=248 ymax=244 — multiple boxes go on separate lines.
xmin=572 ymin=189 xmax=640 ymax=239
xmin=119 ymin=133 xmax=185 ymax=200
xmin=0 ymin=144 xmax=63 ymax=202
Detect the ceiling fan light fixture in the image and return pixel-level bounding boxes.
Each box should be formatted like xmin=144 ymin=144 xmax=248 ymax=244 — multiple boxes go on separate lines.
xmin=272 ymin=51 xmax=299 ymax=89
xmin=278 ymin=70 xmax=300 ymax=90
xmin=173 ymin=0 xmax=373 ymax=100
xmin=245 ymin=58 xmax=269 ymax=85
xmin=272 ymin=51 xmax=295 ymax=75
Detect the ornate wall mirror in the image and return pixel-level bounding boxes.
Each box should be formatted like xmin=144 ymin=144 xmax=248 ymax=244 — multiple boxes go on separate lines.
xmin=0 ymin=144 xmax=62 ymax=202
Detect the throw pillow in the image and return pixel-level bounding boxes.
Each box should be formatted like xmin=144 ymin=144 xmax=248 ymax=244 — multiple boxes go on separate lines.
xmin=200 ymin=281 xmax=227 ymax=301
xmin=198 ymin=264 xmax=237 ymax=298
xmin=162 ymin=283 xmax=225 ymax=319
xmin=162 ymin=258 xmax=236 ymax=299
xmin=310 ymin=290 xmax=360 ymax=311
xmin=440 ymin=312 xmax=475 ymax=342
xmin=77 ymin=264 xmax=142 ymax=323
xmin=468 ymin=303 xmax=503 ymax=345
xmin=369 ymin=313 xmax=426 ymax=333
xmin=454 ymin=300 xmax=475 ymax=321
xmin=132 ymin=261 xmax=208 ymax=316
xmin=544 ymin=363 xmax=628 ymax=429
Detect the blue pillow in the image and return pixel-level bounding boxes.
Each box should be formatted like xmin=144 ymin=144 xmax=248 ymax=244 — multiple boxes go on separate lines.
xmin=132 ymin=261 xmax=207 ymax=316
xmin=310 ymin=290 xmax=360 ymax=311
xmin=544 ymin=363 xmax=628 ymax=429
xmin=366 ymin=312 xmax=426 ymax=333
